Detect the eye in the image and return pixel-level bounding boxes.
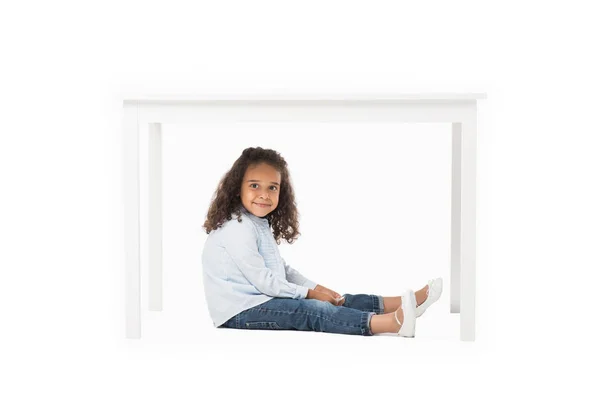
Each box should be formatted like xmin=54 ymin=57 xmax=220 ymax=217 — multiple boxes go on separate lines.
xmin=250 ymin=183 xmax=278 ymax=191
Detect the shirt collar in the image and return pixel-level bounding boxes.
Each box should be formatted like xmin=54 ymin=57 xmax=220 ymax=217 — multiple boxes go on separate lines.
xmin=239 ymin=205 xmax=270 ymax=226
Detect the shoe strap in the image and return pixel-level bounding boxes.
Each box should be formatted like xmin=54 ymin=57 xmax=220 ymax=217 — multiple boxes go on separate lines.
xmin=427 ymin=279 xmax=436 ymax=295
xmin=394 ymin=309 xmax=402 ymax=329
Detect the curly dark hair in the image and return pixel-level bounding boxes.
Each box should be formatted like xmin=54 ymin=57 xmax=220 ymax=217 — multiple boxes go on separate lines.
xmin=202 ymin=147 xmax=301 ymax=245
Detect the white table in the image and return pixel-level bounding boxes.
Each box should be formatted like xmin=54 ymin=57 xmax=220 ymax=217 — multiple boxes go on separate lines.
xmin=122 ymin=93 xmax=486 ymax=341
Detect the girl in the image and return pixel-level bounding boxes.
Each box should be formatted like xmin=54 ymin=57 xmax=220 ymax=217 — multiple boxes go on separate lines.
xmin=201 ymin=147 xmax=443 ymax=337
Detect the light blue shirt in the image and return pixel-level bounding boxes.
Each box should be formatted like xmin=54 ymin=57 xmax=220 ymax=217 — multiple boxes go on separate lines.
xmin=202 ymin=206 xmax=318 ymax=327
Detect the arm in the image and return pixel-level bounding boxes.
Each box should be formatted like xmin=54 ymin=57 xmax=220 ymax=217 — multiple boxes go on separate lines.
xmin=222 ymin=221 xmax=308 ymax=299
xmin=282 ymin=257 xmax=318 ymax=290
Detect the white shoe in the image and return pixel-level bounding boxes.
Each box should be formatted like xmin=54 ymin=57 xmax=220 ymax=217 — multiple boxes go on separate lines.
xmin=416 ymin=278 xmax=443 ymax=318
xmin=395 ymin=289 xmax=416 ymax=338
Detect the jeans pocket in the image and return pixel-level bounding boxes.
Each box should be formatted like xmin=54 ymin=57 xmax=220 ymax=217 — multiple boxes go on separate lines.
xmin=244 ymin=321 xmax=282 ymax=330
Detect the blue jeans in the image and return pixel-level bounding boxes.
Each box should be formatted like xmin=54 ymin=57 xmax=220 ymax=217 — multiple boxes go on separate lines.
xmin=219 ymin=293 xmax=385 ymax=336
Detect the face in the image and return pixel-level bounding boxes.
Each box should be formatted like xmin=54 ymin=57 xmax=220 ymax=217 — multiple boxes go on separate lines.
xmin=239 ymin=163 xmax=281 ymax=217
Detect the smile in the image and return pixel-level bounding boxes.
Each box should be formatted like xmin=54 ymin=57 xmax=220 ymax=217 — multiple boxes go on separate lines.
xmin=254 ymin=203 xmax=271 ymax=208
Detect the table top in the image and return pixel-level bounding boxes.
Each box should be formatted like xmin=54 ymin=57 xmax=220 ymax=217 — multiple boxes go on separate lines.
xmin=122 ymin=93 xmax=487 ymax=105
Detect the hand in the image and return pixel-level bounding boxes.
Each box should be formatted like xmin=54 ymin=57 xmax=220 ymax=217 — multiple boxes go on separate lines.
xmin=313 ymin=285 xmax=345 ymax=306
xmin=314 ymin=284 xmax=340 ymax=298
xmin=307 ymin=289 xmax=342 ymax=306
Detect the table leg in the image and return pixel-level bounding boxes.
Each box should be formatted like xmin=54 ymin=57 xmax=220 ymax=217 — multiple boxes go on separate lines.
xmin=460 ymin=113 xmax=477 ymax=341
xmin=124 ymin=104 xmax=141 ymax=339
xmin=149 ymin=123 xmax=163 ymax=311
xmin=451 ymin=122 xmax=461 ymax=314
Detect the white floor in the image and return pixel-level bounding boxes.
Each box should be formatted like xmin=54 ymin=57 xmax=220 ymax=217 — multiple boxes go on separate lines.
xmin=110 ymin=305 xmax=489 ymax=398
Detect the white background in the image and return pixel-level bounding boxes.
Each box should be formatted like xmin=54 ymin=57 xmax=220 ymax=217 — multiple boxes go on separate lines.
xmin=1 ymin=0 xmax=598 ymax=398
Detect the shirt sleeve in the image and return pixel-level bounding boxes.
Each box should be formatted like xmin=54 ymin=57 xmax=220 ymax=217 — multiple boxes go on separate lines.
xmin=282 ymin=257 xmax=318 ymax=290
xmin=221 ymin=219 xmax=309 ymax=299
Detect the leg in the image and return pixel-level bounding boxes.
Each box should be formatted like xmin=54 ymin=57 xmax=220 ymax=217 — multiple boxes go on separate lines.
xmin=220 ymin=298 xmax=403 ymax=336
xmin=451 ymin=122 xmax=461 ymax=313
xmin=379 ymin=285 xmax=430 ymax=313
xmin=340 ymin=288 xmax=430 ymax=315
xmin=148 ymin=123 xmax=162 ymax=311
xmin=340 ymin=294 xmax=407 ymax=333
xmin=338 ymin=293 xmax=385 ymax=314
xmin=460 ymin=114 xmax=477 ymax=341
xmin=124 ymin=103 xmax=141 ymax=339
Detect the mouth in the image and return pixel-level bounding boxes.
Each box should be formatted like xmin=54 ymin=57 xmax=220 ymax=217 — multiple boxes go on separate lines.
xmin=254 ymin=203 xmax=271 ymax=207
